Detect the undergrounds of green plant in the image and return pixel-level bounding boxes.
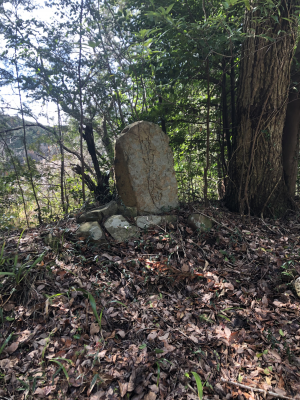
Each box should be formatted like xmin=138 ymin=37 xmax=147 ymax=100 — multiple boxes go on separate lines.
xmin=1 ymin=203 xmax=300 ymax=400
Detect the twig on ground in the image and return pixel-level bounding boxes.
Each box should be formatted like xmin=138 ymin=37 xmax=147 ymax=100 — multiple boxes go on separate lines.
xmin=220 ymin=378 xmax=294 ymax=400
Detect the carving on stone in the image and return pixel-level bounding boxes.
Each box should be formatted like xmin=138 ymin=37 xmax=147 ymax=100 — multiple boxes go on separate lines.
xmin=114 ymin=121 xmax=178 ymax=215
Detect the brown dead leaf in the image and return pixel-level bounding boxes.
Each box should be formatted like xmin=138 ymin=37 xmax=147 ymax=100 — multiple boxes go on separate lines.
xmin=119 ymin=381 xmax=128 ymax=397
xmin=147 ymin=331 xmax=157 ymax=340
xmin=189 ymin=335 xmax=198 ymax=343
xmin=6 ymin=342 xmax=19 ymax=354
xmin=117 ymin=330 xmax=126 ymax=338
xmin=262 ymin=295 xmax=268 ymax=308
xmin=274 ymin=388 xmax=287 ymax=396
xmin=162 ymin=340 xmax=175 ymax=352
xmin=3 ymin=302 xmax=15 ymax=311
xmin=229 ymin=331 xmax=239 ymax=344
xmin=148 ymin=384 xmax=159 ymax=393
xmin=158 ymin=332 xmax=169 ymax=340
xmin=157 ymin=243 xmax=164 ymax=249
xmin=90 ymin=390 xmax=106 ymax=400
xmin=69 ymin=376 xmax=83 ymax=387
xmin=273 ymin=300 xmax=284 ymax=307
xmin=181 ymin=263 xmax=189 ymax=272
xmin=98 ymin=350 xmax=107 ymax=358
xmin=0 ymin=358 xmax=16 ymax=370
xmin=278 ymin=375 xmax=285 ymax=389
xmin=34 ymin=385 xmax=56 ymax=396
xmin=90 ymin=323 xmax=100 ymax=335
xmin=128 ymin=369 xmax=136 ymax=392
xmin=144 ymin=391 xmax=157 ymax=400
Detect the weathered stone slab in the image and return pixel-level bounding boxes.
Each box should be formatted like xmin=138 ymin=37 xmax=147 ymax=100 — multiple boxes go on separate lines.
xmin=187 ymin=214 xmax=213 ymax=232
xmin=104 ymin=215 xmax=139 ymax=242
xmin=77 ymin=221 xmax=106 ymax=243
xmin=77 ymin=209 xmax=103 ymax=223
xmin=77 ymin=201 xmax=118 ymax=223
xmin=114 ymin=121 xmax=178 ymax=215
xmin=99 ymin=201 xmax=118 ymax=218
xmin=135 ymin=215 xmax=177 ymax=229
xmin=135 ymin=215 xmax=162 ymax=229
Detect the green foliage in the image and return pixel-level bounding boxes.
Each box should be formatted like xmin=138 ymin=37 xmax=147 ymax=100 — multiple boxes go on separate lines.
xmin=0 ymin=0 xmax=299 ymax=224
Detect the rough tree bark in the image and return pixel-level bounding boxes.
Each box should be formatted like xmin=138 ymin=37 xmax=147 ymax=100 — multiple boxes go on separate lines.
xmin=282 ymin=43 xmax=300 ymax=197
xmin=72 ymin=123 xmax=111 ymax=204
xmin=225 ymin=0 xmax=299 ymax=217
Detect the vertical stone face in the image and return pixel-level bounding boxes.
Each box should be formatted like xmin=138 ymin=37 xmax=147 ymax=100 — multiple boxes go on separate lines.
xmin=114 ymin=121 xmax=178 ymax=215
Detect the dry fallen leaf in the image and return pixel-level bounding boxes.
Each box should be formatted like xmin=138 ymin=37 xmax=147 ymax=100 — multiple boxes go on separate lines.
xmin=3 ymin=303 xmax=15 ymax=311
xmin=147 ymin=331 xmax=157 ymax=340
xmin=117 ymin=330 xmax=126 ymax=338
xmin=90 ymin=323 xmax=100 ymax=335
xmin=148 ymin=384 xmax=159 ymax=393
xmin=6 ymin=342 xmax=19 ymax=354
xmin=162 ymin=340 xmax=175 ymax=352
xmin=262 ymin=295 xmax=268 ymax=308
xmin=90 ymin=390 xmax=105 ymax=400
xmin=127 ymin=369 xmax=136 ymax=392
xmin=181 ymin=263 xmax=189 ymax=272
xmin=158 ymin=332 xmax=169 ymax=341
xmin=189 ymin=335 xmax=198 ymax=343
xmin=34 ymin=385 xmax=56 ymax=396
xmin=118 ymin=381 xmax=128 ymax=397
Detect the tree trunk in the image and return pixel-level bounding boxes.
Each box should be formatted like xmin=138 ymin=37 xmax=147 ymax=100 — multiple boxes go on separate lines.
xmin=225 ymin=0 xmax=298 ymax=217
xmin=282 ymin=89 xmax=300 ymax=197
xmin=282 ymin=44 xmax=300 ymax=198
xmin=222 ymin=58 xmax=231 ymax=162
xmin=82 ymin=123 xmax=111 ymax=203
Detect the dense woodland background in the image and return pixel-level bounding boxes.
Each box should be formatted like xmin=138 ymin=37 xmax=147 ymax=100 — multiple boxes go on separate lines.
xmin=0 ymin=0 xmax=300 ymax=228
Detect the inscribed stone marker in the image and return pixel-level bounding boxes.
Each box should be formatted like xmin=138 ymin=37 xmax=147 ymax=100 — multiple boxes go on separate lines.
xmin=114 ymin=121 xmax=178 ymax=215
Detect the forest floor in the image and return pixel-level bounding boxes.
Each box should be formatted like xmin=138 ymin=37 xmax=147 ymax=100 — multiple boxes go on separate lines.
xmin=1 ymin=203 xmax=300 ymax=400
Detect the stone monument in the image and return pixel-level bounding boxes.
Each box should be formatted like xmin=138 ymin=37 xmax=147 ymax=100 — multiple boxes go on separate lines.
xmin=114 ymin=121 xmax=178 ymax=215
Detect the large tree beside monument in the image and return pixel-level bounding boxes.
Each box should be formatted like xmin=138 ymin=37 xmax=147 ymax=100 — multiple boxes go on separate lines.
xmin=225 ymin=0 xmax=300 ymax=217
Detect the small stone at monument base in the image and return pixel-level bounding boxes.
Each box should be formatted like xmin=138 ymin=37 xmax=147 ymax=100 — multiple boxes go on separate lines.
xmin=77 ymin=201 xmax=118 ymax=223
xmin=135 ymin=215 xmax=162 ymax=229
xmin=187 ymin=214 xmax=213 ymax=231
xmin=163 ymin=215 xmax=177 ymax=225
xmin=77 ymin=221 xmax=106 ymax=243
xmin=104 ymin=215 xmax=139 ymax=242
xmin=99 ymin=200 xmax=118 ymax=218
xmin=135 ymin=215 xmax=177 ymax=229
xmin=77 ymin=209 xmax=103 ymax=223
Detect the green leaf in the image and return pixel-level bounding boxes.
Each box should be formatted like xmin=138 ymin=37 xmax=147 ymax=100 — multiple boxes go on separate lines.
xmin=279 ymin=329 xmax=285 ymax=337
xmin=166 ymin=4 xmax=174 ymax=14
xmin=244 ymin=0 xmax=250 ymax=10
xmin=50 ymin=359 xmax=70 ymax=383
xmin=73 ymin=334 xmax=81 ymax=340
xmin=0 ymin=333 xmax=13 ymax=355
xmin=156 ymin=361 xmax=160 ymax=386
xmin=90 ymin=374 xmax=100 ymax=392
xmin=218 ymin=314 xmax=230 ymax=321
xmin=154 ymin=349 xmax=164 ymax=354
xmin=139 ymin=343 xmax=147 ymax=350
xmin=191 ymin=371 xmax=203 ymax=400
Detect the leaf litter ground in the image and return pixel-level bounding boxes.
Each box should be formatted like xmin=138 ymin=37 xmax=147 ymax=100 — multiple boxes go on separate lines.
xmin=1 ymin=204 xmax=300 ymax=400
